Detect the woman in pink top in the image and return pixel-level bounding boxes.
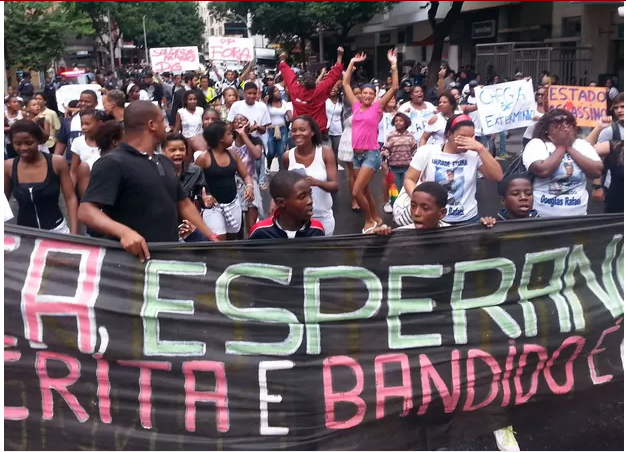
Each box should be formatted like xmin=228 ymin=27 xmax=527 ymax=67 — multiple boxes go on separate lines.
xmin=342 ymin=49 xmax=399 ymax=233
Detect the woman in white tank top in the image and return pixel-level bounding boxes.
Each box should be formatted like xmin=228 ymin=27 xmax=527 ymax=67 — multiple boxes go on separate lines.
xmin=174 ymin=91 xmax=203 ymax=138
xmin=282 ymin=116 xmax=338 ymax=235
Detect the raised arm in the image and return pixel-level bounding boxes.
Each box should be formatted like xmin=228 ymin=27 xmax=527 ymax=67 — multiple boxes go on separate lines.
xmin=278 ymin=53 xmax=299 ymax=92
xmin=379 ymin=49 xmax=399 ymax=109
xmin=316 ymin=47 xmax=345 ymax=96
xmin=342 ymin=52 xmax=367 ymax=106
xmin=238 ymin=59 xmax=255 ymax=83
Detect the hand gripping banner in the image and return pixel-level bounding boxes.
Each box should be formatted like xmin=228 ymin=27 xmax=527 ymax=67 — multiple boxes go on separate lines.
xmin=4 ymin=215 xmax=624 ymax=450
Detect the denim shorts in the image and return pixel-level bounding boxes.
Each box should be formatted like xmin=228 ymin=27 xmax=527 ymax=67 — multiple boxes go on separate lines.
xmin=353 ymin=150 xmax=381 ymax=171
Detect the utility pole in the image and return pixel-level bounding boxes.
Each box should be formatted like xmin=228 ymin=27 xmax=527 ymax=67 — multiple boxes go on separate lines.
xmin=142 ymin=15 xmax=149 ymax=66
xmin=107 ymin=9 xmax=115 ymax=70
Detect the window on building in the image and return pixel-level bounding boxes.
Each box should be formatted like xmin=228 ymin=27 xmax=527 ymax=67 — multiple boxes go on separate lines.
xmin=562 ymin=16 xmax=581 ymax=38
xmin=209 ymin=29 xmax=214 ymax=36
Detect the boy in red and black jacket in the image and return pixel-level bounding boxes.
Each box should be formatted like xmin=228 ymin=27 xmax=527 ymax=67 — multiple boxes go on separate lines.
xmin=249 ymin=170 xmax=325 ymax=240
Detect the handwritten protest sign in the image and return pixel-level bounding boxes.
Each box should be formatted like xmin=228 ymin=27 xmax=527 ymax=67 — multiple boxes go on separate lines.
xmin=475 ymin=79 xmax=537 ymax=134
xmin=149 ymin=46 xmax=199 ymax=73
xmin=547 ymin=85 xmax=608 ymax=127
xmin=208 ymin=37 xmax=254 ymax=62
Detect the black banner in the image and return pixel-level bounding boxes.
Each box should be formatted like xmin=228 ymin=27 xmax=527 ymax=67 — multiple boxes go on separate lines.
xmin=4 ymin=215 xmax=624 ymax=450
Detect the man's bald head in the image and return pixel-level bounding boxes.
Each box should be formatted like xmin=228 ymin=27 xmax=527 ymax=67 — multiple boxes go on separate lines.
xmin=123 ymin=101 xmax=166 ymax=141
xmin=124 ymin=101 xmax=161 ymax=132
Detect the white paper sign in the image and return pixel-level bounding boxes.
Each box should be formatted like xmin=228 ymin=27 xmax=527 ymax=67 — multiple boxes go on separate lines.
xmin=149 ymin=47 xmax=200 ymax=73
xmin=475 ymin=79 xmax=537 ymax=134
xmin=207 ymin=37 xmax=254 ymax=62
xmin=55 ymin=84 xmax=104 ymax=113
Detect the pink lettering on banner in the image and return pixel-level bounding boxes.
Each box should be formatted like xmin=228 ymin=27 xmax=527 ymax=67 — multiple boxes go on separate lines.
xmin=118 ymin=360 xmax=172 ymax=429
xmin=183 ymin=361 xmax=229 ymax=433
xmin=22 ymin=239 xmax=104 ymax=353
xmin=36 ymin=351 xmax=88 ymax=422
xmin=322 ymin=356 xmax=365 ymax=430
xmin=463 ymin=349 xmax=501 ymax=412
xmin=543 ymin=336 xmax=585 ymax=394
xmin=500 ymin=345 xmax=517 ymax=407
xmin=417 ymin=350 xmax=461 ymax=415
xmin=588 ymin=318 xmax=623 ymax=385
xmin=513 ymin=344 xmax=548 ymax=405
xmin=4 ymin=234 xmax=20 ymax=251
xmin=96 ymin=357 xmax=111 ymax=424
xmin=150 ymin=47 xmax=199 ymax=73
xmin=4 ymin=336 xmax=29 ymax=421
xmin=374 ymin=354 xmax=412 ymax=419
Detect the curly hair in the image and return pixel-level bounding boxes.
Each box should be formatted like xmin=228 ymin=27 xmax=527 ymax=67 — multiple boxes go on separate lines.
xmin=532 ymin=108 xmax=577 ymax=141
xmin=438 ymin=91 xmax=458 ymax=112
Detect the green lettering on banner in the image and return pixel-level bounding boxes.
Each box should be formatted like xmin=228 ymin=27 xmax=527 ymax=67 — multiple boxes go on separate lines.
xmin=601 ymin=235 xmax=625 ymax=318
xmin=304 ymin=266 xmax=382 ymax=355
xmin=451 ymin=258 xmax=519 ymax=344
xmin=617 ymin=236 xmax=624 ymax=291
xmin=518 ymin=248 xmax=569 ymax=336
xmin=561 ymin=245 xmax=595 ymax=331
xmin=387 ymin=265 xmax=444 ymax=349
xmin=215 ymin=263 xmax=302 ymax=356
xmin=142 ymin=260 xmax=207 ymax=356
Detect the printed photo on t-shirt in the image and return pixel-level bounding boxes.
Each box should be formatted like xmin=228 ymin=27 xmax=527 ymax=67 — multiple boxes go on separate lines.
xmin=435 ymin=165 xmax=465 ymax=207
xmin=548 ymin=161 xmax=583 ymax=196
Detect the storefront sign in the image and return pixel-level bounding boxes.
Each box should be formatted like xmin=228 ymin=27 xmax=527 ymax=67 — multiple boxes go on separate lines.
xmin=472 ymin=20 xmax=496 ymax=40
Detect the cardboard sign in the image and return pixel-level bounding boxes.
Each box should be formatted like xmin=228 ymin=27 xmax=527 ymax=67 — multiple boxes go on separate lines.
xmin=208 ymin=37 xmax=254 ymax=62
xmin=475 ymin=79 xmax=537 ymax=134
xmin=149 ymin=46 xmax=200 ymax=73
xmin=4 ymin=215 xmax=624 ymax=450
xmin=548 ymin=85 xmax=608 ymax=127
xmin=55 ymin=84 xmax=103 ymax=113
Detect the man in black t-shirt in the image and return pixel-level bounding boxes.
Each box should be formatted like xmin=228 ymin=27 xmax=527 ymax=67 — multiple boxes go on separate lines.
xmin=79 ymin=101 xmax=218 ymax=261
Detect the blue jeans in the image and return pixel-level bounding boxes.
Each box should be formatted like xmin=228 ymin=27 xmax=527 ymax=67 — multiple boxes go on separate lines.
xmin=266 ymin=126 xmax=289 ymax=170
xmin=353 ymin=150 xmax=382 ymax=171
xmin=390 ymin=166 xmax=408 ymax=191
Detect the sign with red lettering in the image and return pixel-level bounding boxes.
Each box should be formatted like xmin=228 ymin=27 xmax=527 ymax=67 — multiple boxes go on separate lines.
xmin=548 ymin=85 xmax=609 ymax=127
xmin=208 ymin=37 xmax=254 ymax=62
xmin=4 ymin=215 xmax=624 ymax=450
xmin=149 ymin=46 xmax=200 ymax=73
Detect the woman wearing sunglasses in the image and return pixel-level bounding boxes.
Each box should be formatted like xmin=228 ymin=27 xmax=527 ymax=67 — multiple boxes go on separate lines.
xmin=522 ymin=108 xmax=603 ymax=218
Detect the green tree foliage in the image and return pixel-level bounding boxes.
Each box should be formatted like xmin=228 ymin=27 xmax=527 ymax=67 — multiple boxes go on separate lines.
xmin=5 ymin=1 xmax=94 ymax=71
xmin=209 ymin=1 xmax=398 ymax=47
xmin=71 ymin=1 xmax=205 ymax=53
xmin=115 ymin=2 xmax=205 ymax=49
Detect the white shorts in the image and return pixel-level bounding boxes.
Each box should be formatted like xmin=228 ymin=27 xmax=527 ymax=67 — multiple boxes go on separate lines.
xmin=50 ymin=218 xmax=70 ymax=234
xmin=315 ymin=214 xmax=335 ymax=236
xmin=202 ymin=198 xmax=242 ymax=235
xmin=236 ymin=176 xmax=263 ymax=213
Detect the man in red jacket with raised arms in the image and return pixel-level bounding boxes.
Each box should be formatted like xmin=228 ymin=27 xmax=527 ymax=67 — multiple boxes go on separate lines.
xmin=278 ymin=47 xmax=344 ymax=138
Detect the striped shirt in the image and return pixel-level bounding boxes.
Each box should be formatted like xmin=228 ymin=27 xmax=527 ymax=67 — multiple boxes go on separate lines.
xmin=383 ymin=130 xmax=417 ymax=167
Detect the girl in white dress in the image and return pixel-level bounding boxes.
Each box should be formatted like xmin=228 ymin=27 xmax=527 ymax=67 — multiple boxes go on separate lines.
xmin=337 ymin=86 xmax=362 ymax=211
xmin=174 ymin=91 xmax=203 ymax=138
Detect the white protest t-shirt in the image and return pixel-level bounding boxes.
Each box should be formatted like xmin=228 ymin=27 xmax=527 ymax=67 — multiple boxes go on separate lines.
xmin=71 ymin=135 xmax=100 ymax=163
xmin=326 ymin=98 xmax=343 ymax=136
xmin=424 ymin=113 xmax=448 ymax=145
xmin=398 ymin=102 xmax=436 ymax=143
xmin=523 ymin=111 xmax=543 ymax=140
xmin=409 ymin=144 xmax=483 ymax=223
xmin=228 ymin=100 xmax=271 ymax=137
xmin=522 ymin=138 xmax=601 ymax=217
xmin=377 ymin=111 xmax=396 ymax=143
xmin=465 ymin=96 xmax=483 ymax=136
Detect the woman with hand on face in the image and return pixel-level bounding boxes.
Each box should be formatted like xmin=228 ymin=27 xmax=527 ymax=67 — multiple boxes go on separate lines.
xmin=342 ymin=49 xmax=399 ymax=233
xmin=282 ymin=115 xmax=338 ymax=235
xmin=397 ymin=114 xmax=503 ymax=226
xmin=195 ymin=121 xmax=254 ymax=241
xmin=523 ymin=109 xmax=603 ymax=218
